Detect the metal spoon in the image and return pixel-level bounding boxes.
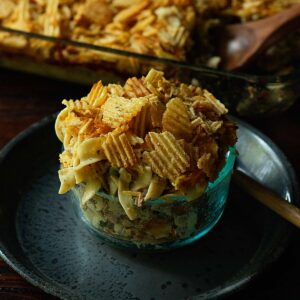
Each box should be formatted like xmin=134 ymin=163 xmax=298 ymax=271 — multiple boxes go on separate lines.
xmin=219 ymin=4 xmax=300 ymax=71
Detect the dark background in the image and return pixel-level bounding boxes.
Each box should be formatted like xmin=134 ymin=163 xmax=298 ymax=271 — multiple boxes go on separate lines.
xmin=0 ymin=68 xmax=299 ymax=300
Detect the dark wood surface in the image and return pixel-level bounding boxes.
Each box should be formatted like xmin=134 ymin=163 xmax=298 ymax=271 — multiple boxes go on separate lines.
xmin=0 ymin=68 xmax=299 ymax=300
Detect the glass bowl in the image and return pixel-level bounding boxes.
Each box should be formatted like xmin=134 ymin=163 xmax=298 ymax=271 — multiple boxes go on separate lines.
xmin=70 ymin=147 xmax=236 ymax=251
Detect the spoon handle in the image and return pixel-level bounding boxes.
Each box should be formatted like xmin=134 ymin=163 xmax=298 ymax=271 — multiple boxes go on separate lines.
xmin=233 ymin=169 xmax=300 ymax=229
xmin=249 ymin=3 xmax=300 ymax=47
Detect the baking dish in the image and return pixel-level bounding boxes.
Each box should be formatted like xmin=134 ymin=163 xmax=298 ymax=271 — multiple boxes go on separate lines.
xmin=0 ymin=26 xmax=299 ymax=117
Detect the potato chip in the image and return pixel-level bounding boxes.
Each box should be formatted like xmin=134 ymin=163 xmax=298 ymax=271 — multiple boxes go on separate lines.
xmin=130 ymin=95 xmax=162 ymax=137
xmin=114 ymin=0 xmax=150 ymax=23
xmin=197 ymin=153 xmax=216 ymax=180
xmin=174 ymin=170 xmax=206 ymax=192
xmin=44 ymin=0 xmax=60 ymax=37
xmin=85 ymin=81 xmax=108 ymax=108
xmin=62 ymin=99 xmax=94 ymax=117
xmin=158 ymin=26 xmax=189 ymax=49
xmin=203 ymin=90 xmax=228 ymax=115
xmin=144 ymin=68 xmax=176 ymax=103
xmin=144 ymin=68 xmax=164 ymax=94
xmin=124 ymin=77 xmax=150 ymax=98
xmin=143 ymin=131 xmax=190 ymax=182
xmin=150 ymin=99 xmax=165 ymax=128
xmin=131 ymin=15 xmax=155 ymax=33
xmin=177 ymin=139 xmax=200 ymax=167
xmin=112 ymin=0 xmax=141 ymax=8
xmin=107 ymin=84 xmax=124 ymax=97
xmin=162 ymin=97 xmax=192 ymax=140
xmin=193 ymin=90 xmax=228 ymax=116
xmin=14 ymin=0 xmax=30 ymax=29
xmin=191 ymin=115 xmax=223 ymax=135
xmin=0 ymin=0 xmax=14 ymax=19
xmin=131 ymin=103 xmax=149 ymax=138
xmin=102 ymin=95 xmax=148 ymax=128
xmin=102 ymin=131 xmax=138 ymax=168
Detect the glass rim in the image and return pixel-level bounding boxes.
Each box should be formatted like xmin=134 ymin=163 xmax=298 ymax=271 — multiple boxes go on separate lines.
xmin=0 ymin=26 xmax=299 ymax=84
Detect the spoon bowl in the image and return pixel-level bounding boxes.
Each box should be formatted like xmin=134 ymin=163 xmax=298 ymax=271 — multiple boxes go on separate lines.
xmin=218 ymin=4 xmax=300 ymax=71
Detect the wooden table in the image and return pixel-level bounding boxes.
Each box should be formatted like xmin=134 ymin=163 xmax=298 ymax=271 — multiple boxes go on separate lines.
xmin=0 ymin=68 xmax=299 ymax=299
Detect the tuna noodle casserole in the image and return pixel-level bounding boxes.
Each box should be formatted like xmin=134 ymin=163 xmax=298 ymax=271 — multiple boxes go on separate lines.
xmin=55 ymin=69 xmax=237 ymax=247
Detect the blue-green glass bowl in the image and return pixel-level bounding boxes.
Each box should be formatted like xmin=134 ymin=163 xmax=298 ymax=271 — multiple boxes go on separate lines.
xmin=71 ymin=147 xmax=236 ymax=251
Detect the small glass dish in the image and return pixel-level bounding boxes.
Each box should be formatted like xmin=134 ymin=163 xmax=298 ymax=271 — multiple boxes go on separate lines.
xmin=70 ymin=148 xmax=236 ymax=251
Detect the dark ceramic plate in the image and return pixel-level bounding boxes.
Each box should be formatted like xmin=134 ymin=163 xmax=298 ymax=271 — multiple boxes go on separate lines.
xmin=0 ymin=115 xmax=298 ymax=300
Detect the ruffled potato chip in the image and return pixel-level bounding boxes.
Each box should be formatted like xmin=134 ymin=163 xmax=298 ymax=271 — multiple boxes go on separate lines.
xmin=102 ymin=131 xmax=138 ymax=168
xmin=124 ymin=77 xmax=150 ymax=98
xmin=85 ymin=81 xmax=108 ymax=108
xmin=162 ymin=97 xmax=192 ymax=140
xmin=143 ymin=131 xmax=190 ymax=182
xmin=101 ymin=96 xmax=149 ymax=128
xmin=144 ymin=68 xmax=164 ymax=94
xmin=130 ymin=96 xmax=163 ymax=137
xmin=62 ymin=99 xmax=94 ymax=117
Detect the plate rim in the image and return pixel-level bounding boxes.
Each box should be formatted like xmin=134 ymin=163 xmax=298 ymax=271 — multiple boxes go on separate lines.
xmin=0 ymin=114 xmax=298 ymax=300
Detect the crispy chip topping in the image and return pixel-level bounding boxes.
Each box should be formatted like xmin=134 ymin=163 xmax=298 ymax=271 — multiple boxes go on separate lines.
xmin=0 ymin=0 xmax=196 ymax=73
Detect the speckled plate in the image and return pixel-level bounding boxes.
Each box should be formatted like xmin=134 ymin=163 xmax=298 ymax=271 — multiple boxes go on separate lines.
xmin=0 ymin=115 xmax=298 ymax=300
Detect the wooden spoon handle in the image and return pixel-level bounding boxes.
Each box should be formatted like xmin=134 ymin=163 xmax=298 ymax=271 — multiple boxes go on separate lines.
xmin=233 ymin=169 xmax=300 ymax=228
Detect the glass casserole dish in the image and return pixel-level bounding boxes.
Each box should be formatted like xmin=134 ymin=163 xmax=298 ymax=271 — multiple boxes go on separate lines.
xmin=0 ymin=0 xmax=299 ymax=117
xmin=0 ymin=25 xmax=299 ymax=117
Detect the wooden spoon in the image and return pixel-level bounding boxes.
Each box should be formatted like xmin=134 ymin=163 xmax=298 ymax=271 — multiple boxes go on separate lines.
xmin=233 ymin=169 xmax=300 ymax=228
xmin=219 ymin=4 xmax=300 ymax=71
